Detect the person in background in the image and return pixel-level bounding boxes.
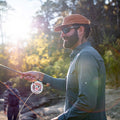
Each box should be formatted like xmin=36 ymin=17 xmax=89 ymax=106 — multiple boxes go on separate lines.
xmin=21 ymin=14 xmax=107 ymax=120
xmin=3 ymin=81 xmax=20 ymax=120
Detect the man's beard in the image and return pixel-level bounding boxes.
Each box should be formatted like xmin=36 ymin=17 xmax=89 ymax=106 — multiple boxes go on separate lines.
xmin=63 ymin=30 xmax=79 ymax=48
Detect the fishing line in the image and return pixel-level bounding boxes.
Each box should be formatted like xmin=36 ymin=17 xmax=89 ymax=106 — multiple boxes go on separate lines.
xmin=0 ymin=64 xmax=44 ymax=119
xmin=18 ymin=92 xmax=34 ymax=118
xmin=18 ymin=92 xmax=44 ymax=120
xmin=17 ymin=92 xmax=44 ymax=120
xmin=0 ymin=81 xmax=44 ymax=120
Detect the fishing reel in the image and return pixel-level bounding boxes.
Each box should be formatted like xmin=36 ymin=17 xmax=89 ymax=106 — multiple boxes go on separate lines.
xmin=31 ymin=81 xmax=43 ymax=94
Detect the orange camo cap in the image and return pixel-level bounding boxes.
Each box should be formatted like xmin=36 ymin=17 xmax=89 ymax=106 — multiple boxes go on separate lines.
xmin=55 ymin=14 xmax=90 ymax=32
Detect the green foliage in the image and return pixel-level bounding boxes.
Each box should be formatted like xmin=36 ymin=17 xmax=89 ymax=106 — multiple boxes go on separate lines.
xmin=0 ymin=0 xmax=120 ymax=94
xmin=9 ymin=77 xmax=31 ymax=95
xmin=100 ymin=36 xmax=120 ymax=88
xmin=0 ymin=45 xmax=9 ymax=81
xmin=44 ymin=57 xmax=69 ymax=78
xmin=23 ymin=32 xmax=70 ymax=78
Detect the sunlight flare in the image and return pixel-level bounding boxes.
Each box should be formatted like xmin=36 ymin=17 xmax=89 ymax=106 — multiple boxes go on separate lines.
xmin=4 ymin=14 xmax=31 ymax=44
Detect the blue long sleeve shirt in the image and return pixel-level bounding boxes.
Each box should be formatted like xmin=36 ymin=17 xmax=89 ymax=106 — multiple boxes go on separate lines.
xmin=43 ymin=42 xmax=107 ymax=120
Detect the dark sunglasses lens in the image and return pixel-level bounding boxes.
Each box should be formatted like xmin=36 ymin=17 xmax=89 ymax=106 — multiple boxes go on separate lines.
xmin=62 ymin=28 xmax=70 ymax=34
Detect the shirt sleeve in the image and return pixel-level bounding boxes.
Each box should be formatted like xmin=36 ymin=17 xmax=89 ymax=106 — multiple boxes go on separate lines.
xmin=58 ymin=52 xmax=99 ymax=120
xmin=3 ymin=90 xmax=9 ymax=111
xmin=43 ymin=74 xmax=66 ymax=91
xmin=15 ymin=88 xmax=21 ymax=99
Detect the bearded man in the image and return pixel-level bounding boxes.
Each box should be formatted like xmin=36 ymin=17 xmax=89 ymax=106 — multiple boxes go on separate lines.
xmin=21 ymin=14 xmax=107 ymax=120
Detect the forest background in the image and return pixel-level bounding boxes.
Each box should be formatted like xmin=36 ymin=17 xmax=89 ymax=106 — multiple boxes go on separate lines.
xmin=0 ymin=0 xmax=120 ymax=95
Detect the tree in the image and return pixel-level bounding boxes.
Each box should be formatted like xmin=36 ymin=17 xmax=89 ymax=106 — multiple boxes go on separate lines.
xmin=31 ymin=0 xmax=120 ymax=88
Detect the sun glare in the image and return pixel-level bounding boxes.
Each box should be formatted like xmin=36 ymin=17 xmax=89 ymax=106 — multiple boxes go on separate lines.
xmin=4 ymin=14 xmax=31 ymax=44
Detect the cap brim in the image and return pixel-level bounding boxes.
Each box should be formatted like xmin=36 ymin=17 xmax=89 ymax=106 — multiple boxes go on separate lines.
xmin=54 ymin=25 xmax=65 ymax=32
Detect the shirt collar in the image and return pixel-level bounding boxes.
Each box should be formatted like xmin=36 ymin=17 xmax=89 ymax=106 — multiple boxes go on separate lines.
xmin=70 ymin=42 xmax=91 ymax=61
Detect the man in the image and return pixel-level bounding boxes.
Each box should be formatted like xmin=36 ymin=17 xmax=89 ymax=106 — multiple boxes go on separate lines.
xmin=3 ymin=81 xmax=20 ymax=120
xmin=21 ymin=14 xmax=107 ymax=120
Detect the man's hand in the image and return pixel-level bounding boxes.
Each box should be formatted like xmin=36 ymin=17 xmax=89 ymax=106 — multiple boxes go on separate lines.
xmin=20 ymin=71 xmax=44 ymax=82
xmin=51 ymin=116 xmax=58 ymax=120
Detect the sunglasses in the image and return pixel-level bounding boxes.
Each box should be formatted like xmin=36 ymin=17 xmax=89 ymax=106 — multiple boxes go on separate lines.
xmin=62 ymin=25 xmax=80 ymax=34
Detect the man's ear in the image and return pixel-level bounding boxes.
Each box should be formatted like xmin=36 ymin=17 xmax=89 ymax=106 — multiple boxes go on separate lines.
xmin=78 ymin=26 xmax=85 ymax=35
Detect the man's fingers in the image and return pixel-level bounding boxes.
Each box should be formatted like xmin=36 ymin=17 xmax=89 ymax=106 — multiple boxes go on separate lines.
xmin=19 ymin=72 xmax=36 ymax=82
xmin=23 ymin=76 xmax=36 ymax=81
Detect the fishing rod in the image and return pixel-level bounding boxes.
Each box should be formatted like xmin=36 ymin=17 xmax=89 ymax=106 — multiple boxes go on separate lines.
xmin=0 ymin=63 xmax=43 ymax=94
xmin=0 ymin=66 xmax=43 ymax=119
xmin=0 ymin=64 xmax=22 ymax=74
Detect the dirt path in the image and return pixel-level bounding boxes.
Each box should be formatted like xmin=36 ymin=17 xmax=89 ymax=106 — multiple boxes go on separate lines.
xmin=0 ymin=111 xmax=7 ymax=120
xmin=0 ymin=104 xmax=114 ymax=120
xmin=0 ymin=105 xmax=115 ymax=120
xmin=0 ymin=88 xmax=120 ymax=120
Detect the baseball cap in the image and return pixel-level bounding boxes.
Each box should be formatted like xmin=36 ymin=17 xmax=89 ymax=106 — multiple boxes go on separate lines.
xmin=54 ymin=14 xmax=90 ymax=32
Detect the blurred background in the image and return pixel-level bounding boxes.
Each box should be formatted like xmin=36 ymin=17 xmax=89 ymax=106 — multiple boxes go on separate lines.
xmin=0 ymin=0 xmax=120 ymax=93
xmin=0 ymin=0 xmax=120 ymax=119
